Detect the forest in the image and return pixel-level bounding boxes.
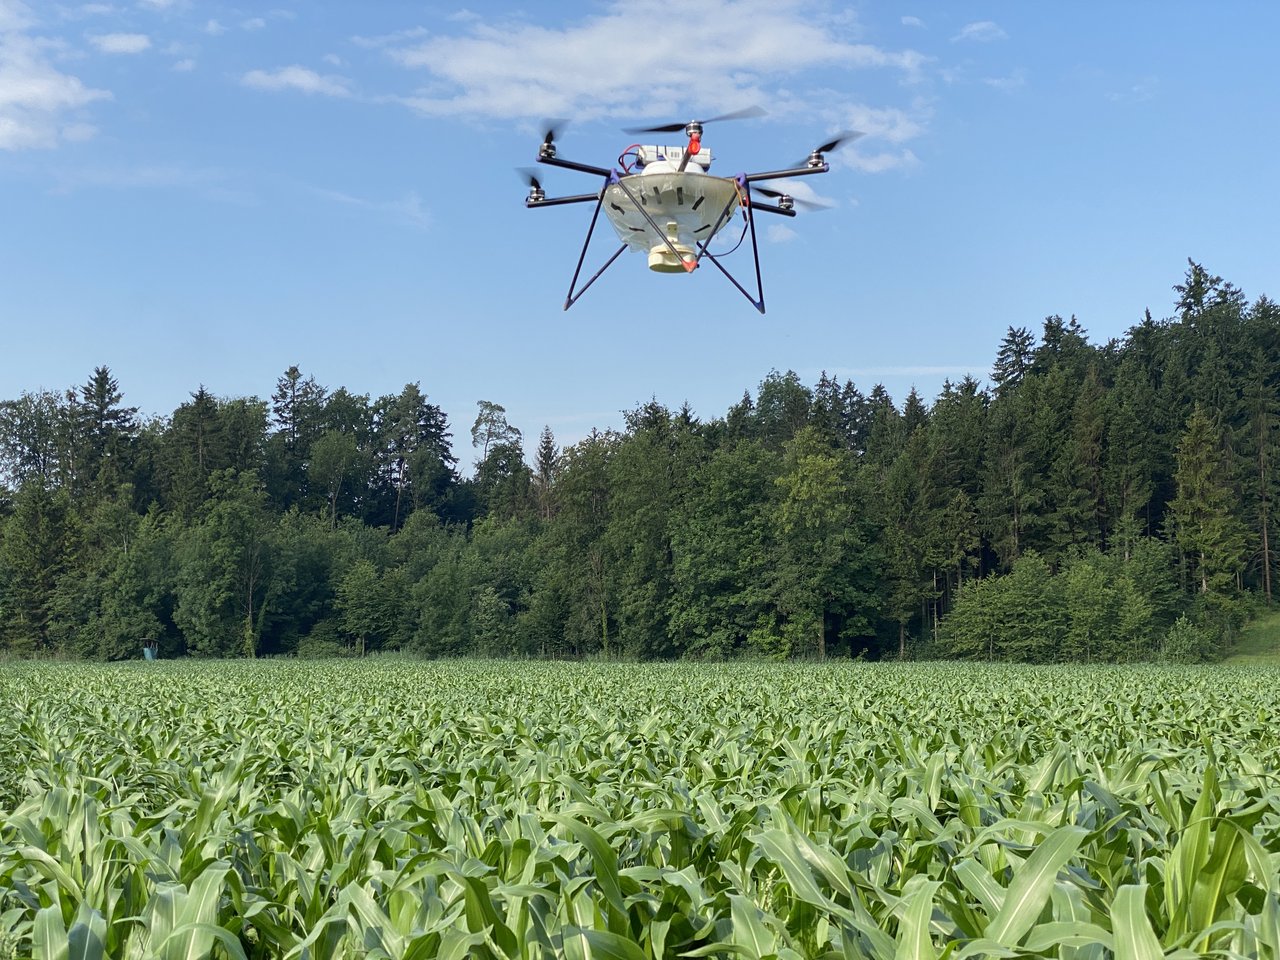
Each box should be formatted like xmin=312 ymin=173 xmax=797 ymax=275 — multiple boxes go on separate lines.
xmin=0 ymin=261 xmax=1274 ymax=662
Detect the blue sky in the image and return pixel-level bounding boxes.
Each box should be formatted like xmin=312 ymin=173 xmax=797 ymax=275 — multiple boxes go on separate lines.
xmin=3 ymin=0 xmax=1278 ymax=462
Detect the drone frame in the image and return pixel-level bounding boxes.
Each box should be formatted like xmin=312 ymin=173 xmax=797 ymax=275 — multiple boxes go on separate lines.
xmin=527 ymin=140 xmax=834 ymax=314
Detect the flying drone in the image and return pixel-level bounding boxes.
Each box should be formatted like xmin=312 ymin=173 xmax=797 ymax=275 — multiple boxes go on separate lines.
xmin=520 ymin=108 xmax=861 ymax=313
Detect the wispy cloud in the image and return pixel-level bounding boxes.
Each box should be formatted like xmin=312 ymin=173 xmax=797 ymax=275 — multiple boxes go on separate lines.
xmin=952 ymin=21 xmax=1007 ymax=43
xmin=61 ymin=121 xmax=96 ymax=141
xmin=767 ymin=224 xmax=798 ymax=243
xmin=805 ymin=101 xmax=929 ymax=173
xmin=242 ymin=65 xmax=352 ymax=97
xmin=241 ymin=17 xmax=264 ymax=31
xmin=1107 ymin=76 xmax=1158 ymax=103
xmin=50 ymin=162 xmax=228 ymax=191
xmin=310 ymin=186 xmax=430 ymax=229
xmin=48 ymin=162 xmax=255 ymax=203
xmin=844 ymin=149 xmax=919 ymax=174
xmin=384 ymin=0 xmax=927 ymax=120
xmin=59 ymin=3 xmax=115 ymax=19
xmin=839 ymin=102 xmax=926 ymax=144
xmin=137 ymin=0 xmax=176 ymax=9
xmin=901 ymin=15 xmax=924 ymax=28
xmin=203 ymin=18 xmax=224 ymax=35
xmin=0 ymin=0 xmax=33 ymax=31
xmin=0 ymin=11 xmax=111 ymax=150
xmin=89 ymin=31 xmax=150 ymax=53
xmin=171 ymin=56 xmax=193 ymax=71
xmin=983 ymin=69 xmax=1027 ymax=91
xmin=350 ymin=26 xmax=428 ymax=49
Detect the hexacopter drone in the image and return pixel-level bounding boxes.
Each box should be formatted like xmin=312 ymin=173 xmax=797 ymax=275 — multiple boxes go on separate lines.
xmin=521 ymin=108 xmax=860 ymax=313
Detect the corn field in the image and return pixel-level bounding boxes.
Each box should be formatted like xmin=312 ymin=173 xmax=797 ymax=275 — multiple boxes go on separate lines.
xmin=3 ymin=660 xmax=1280 ymax=958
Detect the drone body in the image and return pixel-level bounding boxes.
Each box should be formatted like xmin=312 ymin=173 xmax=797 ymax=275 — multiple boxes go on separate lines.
xmin=523 ymin=112 xmax=859 ymax=313
xmin=604 ymin=147 xmax=739 ymax=272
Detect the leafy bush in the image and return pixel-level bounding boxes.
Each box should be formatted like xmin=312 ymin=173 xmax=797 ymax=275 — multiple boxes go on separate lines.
xmin=1161 ymin=615 xmax=1213 ymax=663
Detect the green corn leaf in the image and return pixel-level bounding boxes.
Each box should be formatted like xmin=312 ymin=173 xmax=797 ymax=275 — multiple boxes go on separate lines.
xmin=67 ymin=903 xmax=106 ymax=960
xmin=1112 ymin=885 xmax=1164 ymax=960
xmin=33 ymin=903 xmax=70 ymax=960
xmin=571 ymin=927 xmax=648 ymax=960
xmin=985 ymin=825 xmax=1087 ymax=947
xmin=547 ymin=815 xmax=628 ymax=927
xmin=1021 ymin=920 xmax=1113 ymax=953
xmin=728 ymin=894 xmax=777 ymax=960
xmin=894 ymin=876 xmax=940 ymax=960
xmin=153 ymin=923 xmax=248 ymax=960
xmin=954 ymin=859 xmax=1004 ymax=918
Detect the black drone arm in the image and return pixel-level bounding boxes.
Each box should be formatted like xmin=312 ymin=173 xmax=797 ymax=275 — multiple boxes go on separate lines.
xmin=747 ymin=202 xmax=797 ymax=218
xmin=523 ymin=153 xmax=613 ymax=207
xmin=526 ymin=193 xmax=601 ymax=208
xmin=537 ymin=154 xmax=613 ymax=178
xmin=742 ymin=162 xmax=830 ymax=184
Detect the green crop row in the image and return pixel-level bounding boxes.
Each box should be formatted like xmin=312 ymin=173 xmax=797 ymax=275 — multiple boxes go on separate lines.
xmin=2 ymin=660 xmax=1280 ymax=958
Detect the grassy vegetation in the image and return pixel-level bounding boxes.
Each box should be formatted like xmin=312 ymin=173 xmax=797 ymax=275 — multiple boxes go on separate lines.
xmin=3 ymin=659 xmax=1280 ymax=958
xmin=1225 ymin=608 xmax=1280 ymax=663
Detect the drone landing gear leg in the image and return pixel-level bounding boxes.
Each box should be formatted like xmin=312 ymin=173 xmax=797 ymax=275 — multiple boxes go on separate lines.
xmin=563 ymin=190 xmax=627 ymax=311
xmin=690 ymin=184 xmax=767 ymax=314
xmin=611 ymin=177 xmax=770 ymax=313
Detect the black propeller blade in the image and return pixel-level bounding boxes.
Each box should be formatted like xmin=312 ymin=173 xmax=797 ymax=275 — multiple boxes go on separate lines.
xmin=814 ymin=131 xmax=864 ymax=154
xmin=623 ymin=105 xmax=765 ymax=135
xmin=536 ymin=119 xmax=569 ymax=159
xmin=795 ymin=130 xmax=865 ymax=166
xmin=751 ymin=185 xmax=831 ymax=211
xmin=517 ymin=168 xmax=545 ymax=201
xmin=541 ymin=119 xmax=569 ymax=145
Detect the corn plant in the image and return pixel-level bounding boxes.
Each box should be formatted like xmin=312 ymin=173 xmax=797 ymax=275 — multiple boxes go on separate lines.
xmin=2 ymin=660 xmax=1280 ymax=957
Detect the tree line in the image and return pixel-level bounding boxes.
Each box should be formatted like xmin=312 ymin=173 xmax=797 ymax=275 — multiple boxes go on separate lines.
xmin=0 ymin=261 xmax=1274 ymax=662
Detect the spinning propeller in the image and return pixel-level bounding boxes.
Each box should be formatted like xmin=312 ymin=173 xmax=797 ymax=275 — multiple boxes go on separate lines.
xmin=797 ymin=131 xmax=865 ymax=167
xmin=625 ymin=107 xmax=766 ymax=173
xmin=517 ymin=168 xmax=545 ymax=203
xmin=538 ymin=119 xmax=569 ymax=159
xmin=750 ymin=185 xmax=831 ymax=212
xmin=622 ymin=105 xmax=766 ymax=136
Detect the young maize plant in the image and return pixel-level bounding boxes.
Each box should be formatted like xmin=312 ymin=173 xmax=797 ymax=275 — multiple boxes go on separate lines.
xmin=1 ymin=660 xmax=1280 ymax=958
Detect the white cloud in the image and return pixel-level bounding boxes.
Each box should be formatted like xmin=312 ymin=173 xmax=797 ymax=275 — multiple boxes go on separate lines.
xmin=171 ymin=56 xmax=194 ymax=71
xmin=0 ymin=24 xmax=111 ymax=150
xmin=837 ymin=102 xmax=926 ymax=144
xmin=242 ymin=65 xmax=352 ymax=97
xmin=385 ymin=0 xmax=927 ymax=120
xmin=901 ymin=15 xmax=924 ymax=28
xmin=322 ymin=53 xmax=343 ymax=67
xmin=767 ymin=223 xmax=798 ymax=243
xmin=138 ymin=0 xmax=176 ymax=8
xmin=89 ymin=31 xmax=151 ymax=53
xmin=0 ymin=0 xmax=33 ymax=31
xmin=241 ymin=17 xmax=264 ymax=31
xmin=844 ymin=148 xmax=918 ymax=173
xmin=951 ymin=21 xmax=1007 ymax=43
xmin=203 ymin=18 xmax=224 ymax=35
